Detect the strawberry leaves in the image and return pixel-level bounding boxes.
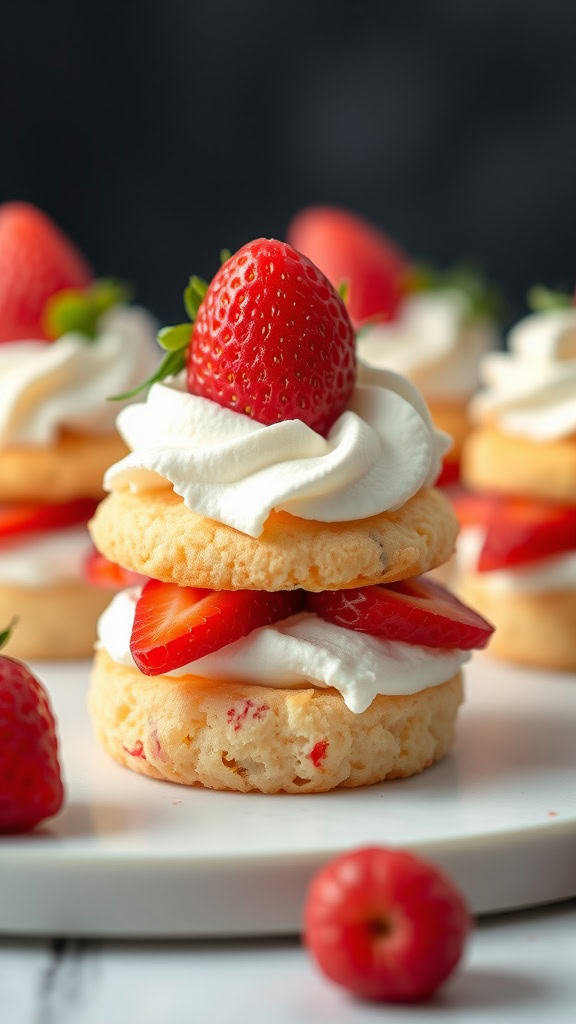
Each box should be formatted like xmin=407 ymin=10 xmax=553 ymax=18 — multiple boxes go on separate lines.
xmin=527 ymin=285 xmax=573 ymax=312
xmin=43 ymin=278 xmax=132 ymax=341
xmin=110 ymin=274 xmax=208 ymax=401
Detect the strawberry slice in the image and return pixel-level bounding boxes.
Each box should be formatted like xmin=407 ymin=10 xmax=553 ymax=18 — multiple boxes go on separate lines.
xmin=451 ymin=492 xmax=501 ymax=528
xmin=436 ymin=458 xmax=461 ymax=488
xmin=130 ymin=580 xmax=305 ymax=675
xmin=477 ymin=497 xmax=576 ymax=572
xmin=85 ymin=549 xmax=146 ymax=590
xmin=287 ymin=205 xmax=408 ymax=326
xmin=308 ymin=577 xmax=494 ymax=650
xmin=0 ymin=497 xmax=100 ymax=543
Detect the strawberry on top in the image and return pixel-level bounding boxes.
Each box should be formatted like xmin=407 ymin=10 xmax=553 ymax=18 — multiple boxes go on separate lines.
xmin=0 ymin=202 xmax=92 ymax=342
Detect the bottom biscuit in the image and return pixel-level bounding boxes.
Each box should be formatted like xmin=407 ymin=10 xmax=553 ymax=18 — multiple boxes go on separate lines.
xmin=90 ymin=650 xmax=464 ymax=794
xmin=459 ymin=576 xmax=576 ymax=671
xmin=0 ymin=582 xmax=114 ymax=660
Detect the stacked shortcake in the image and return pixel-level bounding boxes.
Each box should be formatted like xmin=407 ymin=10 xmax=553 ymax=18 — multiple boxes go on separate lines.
xmin=456 ymin=293 xmax=576 ymax=670
xmin=89 ymin=239 xmax=492 ymax=794
xmin=0 ymin=203 xmax=157 ymax=659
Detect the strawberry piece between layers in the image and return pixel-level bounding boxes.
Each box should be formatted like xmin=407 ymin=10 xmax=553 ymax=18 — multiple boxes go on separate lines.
xmin=0 ymin=645 xmax=64 ymax=832
xmin=0 ymin=202 xmax=93 ymax=343
xmin=287 ymin=205 xmax=408 ymax=326
xmin=84 ymin=549 xmax=146 ymax=590
xmin=309 ymin=576 xmax=494 ymax=650
xmin=188 ymin=238 xmax=356 ymax=436
xmin=130 ymin=580 xmax=306 ymax=676
xmin=453 ymin=493 xmax=576 ymax=571
xmin=0 ymin=498 xmax=100 ymax=544
xmin=305 ymin=846 xmax=470 ymax=1003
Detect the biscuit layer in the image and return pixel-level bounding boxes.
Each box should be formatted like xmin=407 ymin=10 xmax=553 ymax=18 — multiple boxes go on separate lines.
xmin=0 ymin=581 xmax=113 ymax=659
xmin=89 ymin=486 xmax=458 ymax=592
xmin=90 ymin=650 xmax=463 ymax=793
xmin=463 ymin=429 xmax=576 ymax=504
xmin=0 ymin=430 xmax=127 ymax=502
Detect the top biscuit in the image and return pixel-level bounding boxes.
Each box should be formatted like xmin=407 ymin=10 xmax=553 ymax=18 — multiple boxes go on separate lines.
xmin=0 ymin=430 xmax=128 ymax=502
xmin=89 ymin=485 xmax=457 ymax=592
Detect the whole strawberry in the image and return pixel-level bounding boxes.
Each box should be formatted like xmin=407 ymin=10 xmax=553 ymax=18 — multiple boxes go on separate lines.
xmin=0 ymin=626 xmax=64 ymax=832
xmin=0 ymin=202 xmax=92 ymax=343
xmin=188 ymin=239 xmax=356 ymax=435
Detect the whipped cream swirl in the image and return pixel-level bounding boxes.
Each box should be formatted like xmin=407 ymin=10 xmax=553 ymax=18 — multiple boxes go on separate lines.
xmin=457 ymin=526 xmax=576 ymax=594
xmin=471 ymin=308 xmax=576 ymax=441
xmin=104 ymin=365 xmax=450 ymax=538
xmin=98 ymin=588 xmax=469 ymax=713
xmin=358 ymin=289 xmax=497 ymax=400
xmin=0 ymin=306 xmax=159 ymax=447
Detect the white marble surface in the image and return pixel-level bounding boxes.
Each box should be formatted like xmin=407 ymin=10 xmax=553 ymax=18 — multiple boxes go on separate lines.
xmin=2 ymin=901 xmax=575 ymax=1023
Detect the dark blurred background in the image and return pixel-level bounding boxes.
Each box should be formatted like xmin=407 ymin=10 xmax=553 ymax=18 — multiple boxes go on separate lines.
xmin=1 ymin=0 xmax=574 ymax=323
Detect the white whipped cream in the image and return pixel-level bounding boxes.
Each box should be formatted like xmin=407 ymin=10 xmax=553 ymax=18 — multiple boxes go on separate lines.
xmin=0 ymin=525 xmax=93 ymax=586
xmin=97 ymin=588 xmax=469 ymax=713
xmin=471 ymin=308 xmax=576 ymax=441
xmin=104 ymin=365 xmax=450 ymax=538
xmin=0 ymin=306 xmax=159 ymax=447
xmin=358 ymin=289 xmax=497 ymax=400
xmin=457 ymin=526 xmax=576 ymax=594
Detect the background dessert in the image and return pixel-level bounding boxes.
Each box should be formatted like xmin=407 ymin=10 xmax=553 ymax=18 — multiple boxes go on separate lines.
xmin=456 ymin=292 xmax=576 ymax=669
xmin=287 ymin=206 xmax=500 ymax=485
xmin=89 ymin=238 xmax=492 ymax=792
xmin=0 ymin=202 xmax=159 ymax=658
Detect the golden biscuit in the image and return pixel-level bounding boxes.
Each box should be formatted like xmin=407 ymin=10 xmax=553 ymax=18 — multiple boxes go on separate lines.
xmin=427 ymin=397 xmax=469 ymax=461
xmin=0 ymin=430 xmax=128 ymax=503
xmin=89 ymin=486 xmax=458 ymax=592
xmin=0 ymin=581 xmax=113 ymax=659
xmin=459 ymin=575 xmax=576 ymax=670
xmin=90 ymin=651 xmax=463 ymax=794
xmin=463 ymin=429 xmax=576 ymax=504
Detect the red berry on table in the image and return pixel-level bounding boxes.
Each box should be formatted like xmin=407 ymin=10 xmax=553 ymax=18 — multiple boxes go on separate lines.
xmin=0 ymin=631 xmax=64 ymax=832
xmin=0 ymin=202 xmax=93 ymax=343
xmin=287 ymin=206 xmax=408 ymax=327
xmin=187 ymin=238 xmax=356 ymax=436
xmin=130 ymin=579 xmax=305 ymax=676
xmin=309 ymin=576 xmax=494 ymax=650
xmin=305 ymin=846 xmax=470 ymax=1003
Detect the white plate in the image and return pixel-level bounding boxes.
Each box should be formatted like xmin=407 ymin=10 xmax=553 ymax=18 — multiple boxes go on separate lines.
xmin=1 ymin=655 xmax=575 ymax=937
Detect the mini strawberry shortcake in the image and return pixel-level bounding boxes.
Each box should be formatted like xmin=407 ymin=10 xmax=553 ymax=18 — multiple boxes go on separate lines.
xmin=89 ymin=239 xmax=493 ymax=794
xmin=0 ymin=202 xmax=158 ymax=658
xmin=287 ymin=206 xmax=499 ymax=486
xmin=456 ymin=290 xmax=576 ymax=669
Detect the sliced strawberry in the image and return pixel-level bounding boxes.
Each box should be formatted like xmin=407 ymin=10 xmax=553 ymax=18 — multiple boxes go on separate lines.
xmin=85 ymin=549 xmax=146 ymax=590
xmin=436 ymin=458 xmax=461 ymax=488
xmin=130 ymin=580 xmax=305 ymax=675
xmin=287 ymin=206 xmax=408 ymax=326
xmin=309 ymin=577 xmax=494 ymax=650
xmin=451 ymin=492 xmax=501 ymax=528
xmin=0 ymin=202 xmax=93 ymax=342
xmin=188 ymin=238 xmax=356 ymax=436
xmin=0 ymin=497 xmax=100 ymax=544
xmin=478 ymin=497 xmax=576 ymax=572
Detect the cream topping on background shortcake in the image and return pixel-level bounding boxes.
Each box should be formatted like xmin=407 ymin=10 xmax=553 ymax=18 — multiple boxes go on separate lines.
xmin=358 ymin=290 xmax=497 ymax=400
xmin=104 ymin=365 xmax=450 ymax=538
xmin=471 ymin=307 xmax=576 ymax=441
xmin=0 ymin=306 xmax=158 ymax=447
xmin=0 ymin=525 xmax=93 ymax=586
xmin=97 ymin=587 xmax=470 ymax=714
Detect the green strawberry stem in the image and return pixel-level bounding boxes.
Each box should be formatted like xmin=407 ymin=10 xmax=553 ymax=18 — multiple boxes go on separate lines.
xmin=527 ymin=285 xmax=573 ymax=313
xmin=109 ymin=274 xmax=208 ymax=401
xmin=43 ymin=278 xmax=132 ymax=341
xmin=0 ymin=618 xmax=18 ymax=650
xmin=338 ymin=280 xmax=350 ymax=304
xmin=408 ymin=262 xmax=501 ymax=320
